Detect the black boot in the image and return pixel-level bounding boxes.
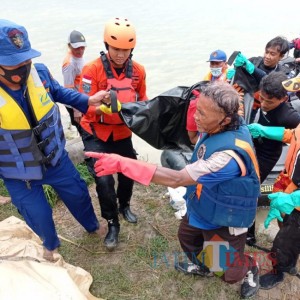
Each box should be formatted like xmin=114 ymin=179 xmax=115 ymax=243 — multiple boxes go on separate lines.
xmin=119 ymin=206 xmax=138 ymax=223
xmin=259 ymin=270 xmax=284 ymax=290
xmin=240 ymin=264 xmax=260 ymax=299
xmin=104 ymin=221 xmax=120 ymax=251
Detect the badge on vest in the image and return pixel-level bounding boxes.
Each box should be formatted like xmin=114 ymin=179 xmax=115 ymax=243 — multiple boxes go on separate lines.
xmin=82 ymin=76 xmax=91 ymax=94
xmin=197 ymin=144 xmax=206 ymax=159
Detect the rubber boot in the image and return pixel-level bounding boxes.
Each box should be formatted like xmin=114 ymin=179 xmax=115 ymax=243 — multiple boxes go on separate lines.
xmin=104 ymin=219 xmax=120 ymax=251
xmin=259 ymin=270 xmax=284 ymax=290
xmin=119 ymin=206 xmax=138 ymax=223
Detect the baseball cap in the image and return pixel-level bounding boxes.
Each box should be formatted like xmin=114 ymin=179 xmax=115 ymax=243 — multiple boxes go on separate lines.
xmin=68 ymin=30 xmax=87 ymax=48
xmin=207 ymin=50 xmax=227 ymax=62
xmin=0 ymin=19 xmax=41 ymax=66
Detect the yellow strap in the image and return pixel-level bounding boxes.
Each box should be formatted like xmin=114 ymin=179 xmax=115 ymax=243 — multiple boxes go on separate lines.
xmin=223 ymin=150 xmax=247 ymax=177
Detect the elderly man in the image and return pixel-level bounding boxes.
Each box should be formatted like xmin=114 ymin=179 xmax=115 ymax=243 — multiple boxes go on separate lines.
xmin=0 ymin=19 xmax=109 ymax=261
xmin=86 ymin=81 xmax=261 ymax=299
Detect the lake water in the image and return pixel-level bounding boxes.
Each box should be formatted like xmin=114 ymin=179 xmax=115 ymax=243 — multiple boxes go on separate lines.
xmin=2 ymin=0 xmax=300 ymax=162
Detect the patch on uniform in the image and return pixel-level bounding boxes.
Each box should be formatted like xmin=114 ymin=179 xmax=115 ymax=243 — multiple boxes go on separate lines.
xmin=8 ymin=29 xmax=24 ymax=49
xmin=197 ymin=144 xmax=206 ymax=159
xmin=82 ymin=76 xmax=92 ymax=94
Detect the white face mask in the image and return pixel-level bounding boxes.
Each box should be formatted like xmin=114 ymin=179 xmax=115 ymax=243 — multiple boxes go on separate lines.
xmin=210 ymin=67 xmax=223 ymax=78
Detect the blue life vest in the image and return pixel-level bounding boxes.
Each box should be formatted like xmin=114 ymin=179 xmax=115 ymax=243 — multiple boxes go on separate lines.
xmin=186 ymin=122 xmax=260 ymax=228
xmin=0 ymin=66 xmax=65 ymax=180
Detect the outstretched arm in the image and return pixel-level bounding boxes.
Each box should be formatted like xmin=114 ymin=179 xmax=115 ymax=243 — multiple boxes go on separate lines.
xmin=85 ymin=152 xmax=195 ymax=188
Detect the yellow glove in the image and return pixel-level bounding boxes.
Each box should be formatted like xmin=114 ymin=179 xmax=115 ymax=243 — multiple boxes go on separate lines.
xmin=99 ymin=100 xmax=122 ymax=114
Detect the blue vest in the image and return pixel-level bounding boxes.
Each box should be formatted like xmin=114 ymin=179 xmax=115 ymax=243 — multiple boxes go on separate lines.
xmin=186 ymin=123 xmax=260 ymax=228
xmin=0 ymin=68 xmax=65 ymax=180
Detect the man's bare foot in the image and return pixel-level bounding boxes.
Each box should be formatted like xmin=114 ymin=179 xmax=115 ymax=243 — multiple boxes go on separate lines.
xmin=94 ymin=223 xmax=107 ymax=239
xmin=43 ymin=247 xmax=58 ymax=262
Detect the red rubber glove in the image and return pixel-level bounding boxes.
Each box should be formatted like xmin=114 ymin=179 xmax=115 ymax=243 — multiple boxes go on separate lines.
xmin=85 ymin=152 xmax=157 ymax=185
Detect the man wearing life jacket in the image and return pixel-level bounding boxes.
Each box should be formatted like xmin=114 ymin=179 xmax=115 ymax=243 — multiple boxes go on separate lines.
xmin=79 ymin=17 xmax=147 ymax=251
xmin=0 ymin=19 xmax=110 ymax=261
xmin=186 ymin=50 xmax=228 ymax=145
xmin=204 ymin=49 xmax=229 ymax=82
xmin=86 ymin=81 xmax=261 ymax=299
xmin=187 ymin=50 xmax=244 ymax=145
xmin=62 ymin=30 xmax=87 ymax=135
xmin=247 ymin=76 xmax=300 ymax=289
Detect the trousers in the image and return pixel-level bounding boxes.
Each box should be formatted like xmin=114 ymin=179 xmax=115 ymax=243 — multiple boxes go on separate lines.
xmin=81 ymin=129 xmax=136 ymax=222
xmin=178 ymin=215 xmax=256 ymax=283
xmin=4 ymin=150 xmax=99 ymax=250
xmin=270 ymin=209 xmax=300 ymax=272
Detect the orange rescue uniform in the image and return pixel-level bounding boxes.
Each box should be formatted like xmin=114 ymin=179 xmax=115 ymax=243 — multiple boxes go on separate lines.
xmin=80 ymin=53 xmax=147 ymax=141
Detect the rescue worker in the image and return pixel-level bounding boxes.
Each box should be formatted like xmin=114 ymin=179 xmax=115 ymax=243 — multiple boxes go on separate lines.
xmin=233 ymin=36 xmax=290 ymax=124
xmin=187 ymin=50 xmax=244 ymax=145
xmin=247 ymin=76 xmax=300 ymax=289
xmin=187 ymin=50 xmax=229 ymax=145
xmin=62 ymin=30 xmax=87 ymax=134
xmin=86 ymin=81 xmax=261 ymax=299
xmin=79 ymin=17 xmax=147 ymax=250
xmin=204 ymin=49 xmax=229 ymax=81
xmin=0 ymin=19 xmax=110 ymax=261
xmin=243 ymin=71 xmax=300 ymax=246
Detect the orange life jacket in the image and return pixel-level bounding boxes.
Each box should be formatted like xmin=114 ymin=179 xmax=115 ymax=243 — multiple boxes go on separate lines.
xmin=80 ymin=52 xmax=145 ymax=141
xmin=203 ymin=69 xmax=228 ymax=82
xmin=98 ymin=52 xmax=138 ymax=127
xmin=279 ymin=126 xmax=300 ymax=210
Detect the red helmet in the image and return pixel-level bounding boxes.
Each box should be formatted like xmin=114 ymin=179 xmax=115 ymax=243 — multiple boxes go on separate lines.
xmin=104 ymin=17 xmax=136 ymax=49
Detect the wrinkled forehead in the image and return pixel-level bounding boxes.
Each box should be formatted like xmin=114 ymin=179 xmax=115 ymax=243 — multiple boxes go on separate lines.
xmin=197 ymin=93 xmax=224 ymax=113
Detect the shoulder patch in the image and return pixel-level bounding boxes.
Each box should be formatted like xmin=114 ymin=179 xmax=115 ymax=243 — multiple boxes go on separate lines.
xmin=82 ymin=76 xmax=92 ymax=94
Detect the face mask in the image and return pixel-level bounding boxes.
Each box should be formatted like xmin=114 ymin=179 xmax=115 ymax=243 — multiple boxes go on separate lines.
xmin=210 ymin=67 xmax=223 ymax=78
xmin=0 ymin=62 xmax=31 ymax=85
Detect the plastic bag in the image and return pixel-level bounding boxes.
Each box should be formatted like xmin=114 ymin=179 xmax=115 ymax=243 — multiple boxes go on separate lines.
xmin=166 ymin=186 xmax=187 ymax=220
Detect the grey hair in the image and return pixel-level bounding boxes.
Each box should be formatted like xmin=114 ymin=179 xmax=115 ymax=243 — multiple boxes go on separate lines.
xmin=201 ymin=81 xmax=241 ymax=130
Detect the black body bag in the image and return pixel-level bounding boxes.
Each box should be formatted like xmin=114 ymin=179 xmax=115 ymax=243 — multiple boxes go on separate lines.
xmin=119 ymin=81 xmax=209 ymax=151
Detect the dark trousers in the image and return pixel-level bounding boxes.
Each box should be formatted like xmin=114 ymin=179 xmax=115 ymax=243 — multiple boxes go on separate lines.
xmin=81 ymin=129 xmax=136 ymax=222
xmin=178 ymin=215 xmax=256 ymax=283
xmin=270 ymin=209 xmax=300 ymax=272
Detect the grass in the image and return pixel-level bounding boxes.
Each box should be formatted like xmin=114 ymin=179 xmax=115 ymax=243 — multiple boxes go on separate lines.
xmin=0 ymin=181 xmax=297 ymax=299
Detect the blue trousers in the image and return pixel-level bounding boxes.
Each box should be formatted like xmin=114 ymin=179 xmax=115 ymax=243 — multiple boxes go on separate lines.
xmin=4 ymin=150 xmax=99 ymax=250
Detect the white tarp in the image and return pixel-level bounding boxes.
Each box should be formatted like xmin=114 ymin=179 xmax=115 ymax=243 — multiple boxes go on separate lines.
xmin=0 ymin=216 xmax=104 ymax=300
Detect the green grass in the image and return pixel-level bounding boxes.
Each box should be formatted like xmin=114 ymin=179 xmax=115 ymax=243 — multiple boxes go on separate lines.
xmin=1 ymin=178 xmax=281 ymax=300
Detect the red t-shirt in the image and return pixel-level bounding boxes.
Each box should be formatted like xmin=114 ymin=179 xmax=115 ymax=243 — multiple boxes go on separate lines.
xmin=186 ymin=90 xmax=199 ymax=131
